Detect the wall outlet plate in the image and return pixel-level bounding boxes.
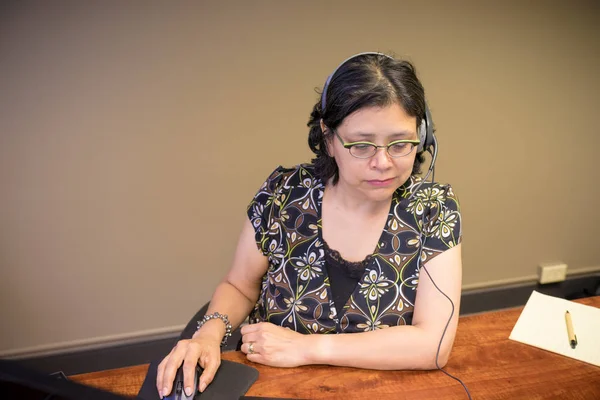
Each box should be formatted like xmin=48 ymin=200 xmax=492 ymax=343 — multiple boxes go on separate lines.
xmin=538 ymin=263 xmax=568 ymax=284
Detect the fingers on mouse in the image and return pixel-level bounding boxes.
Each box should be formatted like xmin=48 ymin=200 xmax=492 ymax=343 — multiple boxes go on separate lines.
xmin=163 ymin=364 xmax=202 ymax=400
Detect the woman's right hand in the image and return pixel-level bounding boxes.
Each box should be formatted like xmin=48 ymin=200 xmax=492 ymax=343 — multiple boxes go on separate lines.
xmin=156 ymin=335 xmax=221 ymax=399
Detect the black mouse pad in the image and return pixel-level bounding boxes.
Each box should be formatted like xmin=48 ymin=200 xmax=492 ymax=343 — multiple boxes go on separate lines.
xmin=197 ymin=359 xmax=259 ymax=399
xmin=137 ymin=359 xmax=259 ymax=400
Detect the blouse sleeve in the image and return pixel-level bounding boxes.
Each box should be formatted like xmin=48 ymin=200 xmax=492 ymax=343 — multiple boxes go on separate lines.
xmin=420 ymin=184 xmax=462 ymax=264
xmin=246 ymin=166 xmax=287 ymax=256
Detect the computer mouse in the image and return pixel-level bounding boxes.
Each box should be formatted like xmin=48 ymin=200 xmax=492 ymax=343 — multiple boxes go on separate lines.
xmin=163 ymin=363 xmax=202 ymax=400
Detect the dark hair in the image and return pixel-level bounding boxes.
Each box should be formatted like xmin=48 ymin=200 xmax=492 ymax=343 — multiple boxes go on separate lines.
xmin=307 ymin=54 xmax=426 ymax=185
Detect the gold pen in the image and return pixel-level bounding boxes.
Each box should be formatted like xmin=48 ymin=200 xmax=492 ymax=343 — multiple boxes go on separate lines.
xmin=565 ymin=310 xmax=577 ymax=349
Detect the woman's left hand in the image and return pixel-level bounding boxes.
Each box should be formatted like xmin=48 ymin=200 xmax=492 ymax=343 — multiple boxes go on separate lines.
xmin=240 ymin=322 xmax=310 ymax=367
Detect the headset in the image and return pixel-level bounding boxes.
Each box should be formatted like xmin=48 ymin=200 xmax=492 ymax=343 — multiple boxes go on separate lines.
xmin=321 ymin=52 xmax=471 ymax=400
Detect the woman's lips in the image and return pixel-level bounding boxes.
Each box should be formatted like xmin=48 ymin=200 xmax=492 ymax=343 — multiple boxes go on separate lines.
xmin=367 ymin=178 xmax=395 ymax=187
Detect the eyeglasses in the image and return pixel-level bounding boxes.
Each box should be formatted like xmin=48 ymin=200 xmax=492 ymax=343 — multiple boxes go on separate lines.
xmin=333 ymin=130 xmax=420 ymax=159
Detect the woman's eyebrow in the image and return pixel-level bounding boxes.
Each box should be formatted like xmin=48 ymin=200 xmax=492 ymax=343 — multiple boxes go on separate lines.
xmin=348 ymin=131 xmax=415 ymax=140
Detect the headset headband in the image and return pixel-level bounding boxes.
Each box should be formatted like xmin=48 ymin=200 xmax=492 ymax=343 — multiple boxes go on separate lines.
xmin=321 ymin=52 xmax=394 ymax=111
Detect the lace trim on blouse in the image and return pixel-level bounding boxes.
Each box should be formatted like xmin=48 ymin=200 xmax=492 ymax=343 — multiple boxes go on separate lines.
xmin=322 ymin=239 xmax=372 ymax=279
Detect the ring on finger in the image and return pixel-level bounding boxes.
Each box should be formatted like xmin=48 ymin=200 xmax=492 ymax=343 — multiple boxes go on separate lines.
xmin=248 ymin=342 xmax=255 ymax=355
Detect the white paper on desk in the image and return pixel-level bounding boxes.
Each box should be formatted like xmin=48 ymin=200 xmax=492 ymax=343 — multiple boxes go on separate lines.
xmin=509 ymin=290 xmax=600 ymax=367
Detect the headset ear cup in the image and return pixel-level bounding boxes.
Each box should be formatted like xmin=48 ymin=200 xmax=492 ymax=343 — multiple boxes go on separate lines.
xmin=418 ymin=118 xmax=427 ymax=153
xmin=423 ymin=103 xmax=435 ymax=151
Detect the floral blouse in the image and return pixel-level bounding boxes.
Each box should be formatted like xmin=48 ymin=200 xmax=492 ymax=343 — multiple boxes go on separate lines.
xmin=246 ymin=164 xmax=461 ymax=334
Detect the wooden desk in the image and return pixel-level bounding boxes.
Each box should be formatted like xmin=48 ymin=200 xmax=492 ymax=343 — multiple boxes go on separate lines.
xmin=71 ymin=296 xmax=600 ymax=399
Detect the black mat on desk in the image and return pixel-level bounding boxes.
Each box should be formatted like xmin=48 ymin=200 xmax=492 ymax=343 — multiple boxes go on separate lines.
xmin=138 ymin=358 xmax=260 ymax=400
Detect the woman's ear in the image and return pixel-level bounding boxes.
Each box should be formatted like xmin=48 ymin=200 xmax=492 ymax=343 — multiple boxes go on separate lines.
xmin=320 ymin=119 xmax=334 ymax=157
xmin=320 ymin=119 xmax=327 ymax=134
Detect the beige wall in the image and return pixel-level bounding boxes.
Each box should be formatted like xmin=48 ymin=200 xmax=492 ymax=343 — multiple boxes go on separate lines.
xmin=1 ymin=0 xmax=598 ymax=356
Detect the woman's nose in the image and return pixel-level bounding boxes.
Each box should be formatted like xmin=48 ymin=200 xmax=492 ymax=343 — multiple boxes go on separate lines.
xmin=369 ymin=146 xmax=393 ymax=169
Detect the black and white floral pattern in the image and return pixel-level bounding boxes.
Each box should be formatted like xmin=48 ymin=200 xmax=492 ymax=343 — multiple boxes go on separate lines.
xmin=247 ymin=164 xmax=461 ymax=334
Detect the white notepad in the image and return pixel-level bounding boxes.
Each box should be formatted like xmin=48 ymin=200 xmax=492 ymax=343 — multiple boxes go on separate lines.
xmin=509 ymin=291 xmax=600 ymax=367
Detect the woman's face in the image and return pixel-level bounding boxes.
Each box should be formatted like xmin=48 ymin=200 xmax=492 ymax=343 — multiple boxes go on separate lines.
xmin=324 ymin=103 xmax=419 ymax=203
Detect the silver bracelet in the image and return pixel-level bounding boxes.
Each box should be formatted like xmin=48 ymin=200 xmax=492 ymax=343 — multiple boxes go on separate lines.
xmin=196 ymin=312 xmax=232 ymax=346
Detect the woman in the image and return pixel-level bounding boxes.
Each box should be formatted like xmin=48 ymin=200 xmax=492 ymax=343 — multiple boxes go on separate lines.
xmin=156 ymin=52 xmax=462 ymax=398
